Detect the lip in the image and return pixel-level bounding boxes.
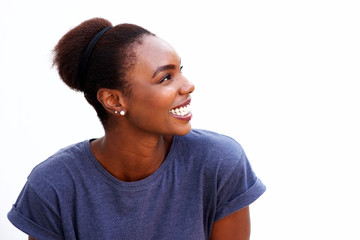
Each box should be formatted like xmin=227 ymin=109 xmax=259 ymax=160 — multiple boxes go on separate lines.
xmin=170 ymin=111 xmax=192 ymax=121
xmin=169 ymin=97 xmax=192 ymax=121
xmin=170 ymin=97 xmax=191 ymax=110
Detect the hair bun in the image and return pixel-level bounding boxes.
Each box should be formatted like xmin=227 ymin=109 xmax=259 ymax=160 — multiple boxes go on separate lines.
xmin=53 ymin=18 xmax=113 ymax=92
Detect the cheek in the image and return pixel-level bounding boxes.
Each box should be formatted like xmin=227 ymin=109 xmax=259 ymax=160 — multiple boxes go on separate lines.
xmin=154 ymin=86 xmax=177 ymax=108
xmin=133 ymin=86 xmax=177 ymax=114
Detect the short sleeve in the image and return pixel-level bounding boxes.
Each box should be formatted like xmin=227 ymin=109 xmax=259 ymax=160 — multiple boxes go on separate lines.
xmin=8 ymin=182 xmax=64 ymax=240
xmin=214 ymin=146 xmax=266 ymax=221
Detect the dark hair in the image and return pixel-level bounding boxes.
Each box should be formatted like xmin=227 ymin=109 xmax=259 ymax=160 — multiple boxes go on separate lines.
xmin=53 ymin=17 xmax=153 ymax=127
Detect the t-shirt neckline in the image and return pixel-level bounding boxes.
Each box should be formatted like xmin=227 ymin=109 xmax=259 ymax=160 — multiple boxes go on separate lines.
xmin=82 ymin=135 xmax=180 ymax=191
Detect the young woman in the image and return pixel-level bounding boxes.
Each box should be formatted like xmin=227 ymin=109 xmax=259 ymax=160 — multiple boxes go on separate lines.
xmin=8 ymin=18 xmax=266 ymax=240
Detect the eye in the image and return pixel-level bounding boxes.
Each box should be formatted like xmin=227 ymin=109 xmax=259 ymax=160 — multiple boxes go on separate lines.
xmin=158 ymin=73 xmax=172 ymax=84
xmin=180 ymin=65 xmax=183 ymax=72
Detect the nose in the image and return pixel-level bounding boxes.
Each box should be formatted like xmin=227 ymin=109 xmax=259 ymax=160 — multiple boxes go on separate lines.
xmin=179 ymin=76 xmax=195 ymax=95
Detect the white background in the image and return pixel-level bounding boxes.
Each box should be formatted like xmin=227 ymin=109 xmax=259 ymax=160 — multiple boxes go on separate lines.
xmin=1 ymin=0 xmax=359 ymax=239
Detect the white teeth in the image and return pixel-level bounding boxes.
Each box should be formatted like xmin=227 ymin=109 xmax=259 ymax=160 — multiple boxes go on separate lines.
xmin=170 ymin=104 xmax=191 ymax=116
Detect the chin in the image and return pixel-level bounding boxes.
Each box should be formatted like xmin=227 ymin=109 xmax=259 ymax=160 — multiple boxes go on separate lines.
xmin=173 ymin=125 xmax=192 ymax=136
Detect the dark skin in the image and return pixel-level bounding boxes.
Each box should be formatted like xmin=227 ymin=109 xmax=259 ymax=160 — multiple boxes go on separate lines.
xmin=29 ymin=35 xmax=250 ymax=240
xmin=92 ymin=36 xmax=194 ymax=181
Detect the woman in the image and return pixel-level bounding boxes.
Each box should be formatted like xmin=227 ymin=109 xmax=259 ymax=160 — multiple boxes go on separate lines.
xmin=8 ymin=18 xmax=265 ymax=240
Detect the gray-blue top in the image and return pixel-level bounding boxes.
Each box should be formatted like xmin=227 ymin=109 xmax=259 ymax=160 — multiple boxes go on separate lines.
xmin=8 ymin=129 xmax=266 ymax=240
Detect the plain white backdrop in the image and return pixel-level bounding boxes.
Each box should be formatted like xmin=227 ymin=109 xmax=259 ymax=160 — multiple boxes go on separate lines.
xmin=1 ymin=0 xmax=359 ymax=239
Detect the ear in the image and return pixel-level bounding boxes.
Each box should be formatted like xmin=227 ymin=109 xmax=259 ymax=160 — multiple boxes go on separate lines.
xmin=97 ymin=88 xmax=127 ymax=115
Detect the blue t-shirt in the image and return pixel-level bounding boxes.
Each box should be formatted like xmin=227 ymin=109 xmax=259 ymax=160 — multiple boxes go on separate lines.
xmin=8 ymin=129 xmax=266 ymax=240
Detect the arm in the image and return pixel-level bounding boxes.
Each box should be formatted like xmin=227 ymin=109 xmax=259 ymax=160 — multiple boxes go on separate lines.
xmin=210 ymin=206 xmax=250 ymax=240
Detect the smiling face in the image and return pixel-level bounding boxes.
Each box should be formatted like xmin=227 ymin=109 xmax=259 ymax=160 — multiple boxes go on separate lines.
xmin=123 ymin=35 xmax=195 ymax=136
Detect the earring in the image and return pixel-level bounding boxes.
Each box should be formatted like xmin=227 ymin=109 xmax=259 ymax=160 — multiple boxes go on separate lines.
xmin=114 ymin=110 xmax=125 ymax=115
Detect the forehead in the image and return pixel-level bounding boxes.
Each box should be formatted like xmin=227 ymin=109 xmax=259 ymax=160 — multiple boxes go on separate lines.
xmin=133 ymin=35 xmax=180 ymax=70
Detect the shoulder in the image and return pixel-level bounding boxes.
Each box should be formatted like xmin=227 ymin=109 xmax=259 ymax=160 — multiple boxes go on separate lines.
xmin=181 ymin=129 xmax=245 ymax=160
xmin=177 ymin=130 xmax=265 ymax=210
xmin=178 ymin=129 xmax=248 ymax=179
xmin=27 ymin=140 xmax=90 ymax=194
xmin=30 ymin=140 xmax=88 ymax=176
xmin=184 ymin=129 xmax=242 ymax=147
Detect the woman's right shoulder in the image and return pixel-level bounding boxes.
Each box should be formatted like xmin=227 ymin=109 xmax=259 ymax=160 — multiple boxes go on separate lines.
xmin=27 ymin=140 xmax=90 ymax=189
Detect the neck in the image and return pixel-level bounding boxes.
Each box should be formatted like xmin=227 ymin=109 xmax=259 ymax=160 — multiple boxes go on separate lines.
xmin=91 ymin=128 xmax=173 ymax=182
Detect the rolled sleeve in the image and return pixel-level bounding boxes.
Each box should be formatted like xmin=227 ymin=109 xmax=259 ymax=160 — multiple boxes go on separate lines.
xmin=7 ymin=182 xmax=64 ymax=240
xmin=215 ymin=177 xmax=266 ymax=221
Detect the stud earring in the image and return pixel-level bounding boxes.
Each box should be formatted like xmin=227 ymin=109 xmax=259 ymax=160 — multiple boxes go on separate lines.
xmin=114 ymin=110 xmax=125 ymax=115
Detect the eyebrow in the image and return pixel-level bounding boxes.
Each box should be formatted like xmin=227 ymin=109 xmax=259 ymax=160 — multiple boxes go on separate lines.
xmin=152 ymin=64 xmax=177 ymax=78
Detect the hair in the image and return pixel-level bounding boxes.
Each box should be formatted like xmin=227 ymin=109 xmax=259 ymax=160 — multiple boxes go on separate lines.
xmin=52 ymin=17 xmax=153 ymax=127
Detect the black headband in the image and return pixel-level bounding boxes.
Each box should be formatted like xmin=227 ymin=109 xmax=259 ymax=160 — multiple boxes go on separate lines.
xmin=78 ymin=26 xmax=112 ymax=89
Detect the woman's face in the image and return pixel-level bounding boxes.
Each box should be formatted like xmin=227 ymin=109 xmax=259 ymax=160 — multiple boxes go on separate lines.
xmin=124 ymin=35 xmax=195 ymax=136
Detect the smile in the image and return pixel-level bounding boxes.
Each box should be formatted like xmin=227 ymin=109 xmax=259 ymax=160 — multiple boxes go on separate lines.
xmin=169 ymin=104 xmax=191 ymax=116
